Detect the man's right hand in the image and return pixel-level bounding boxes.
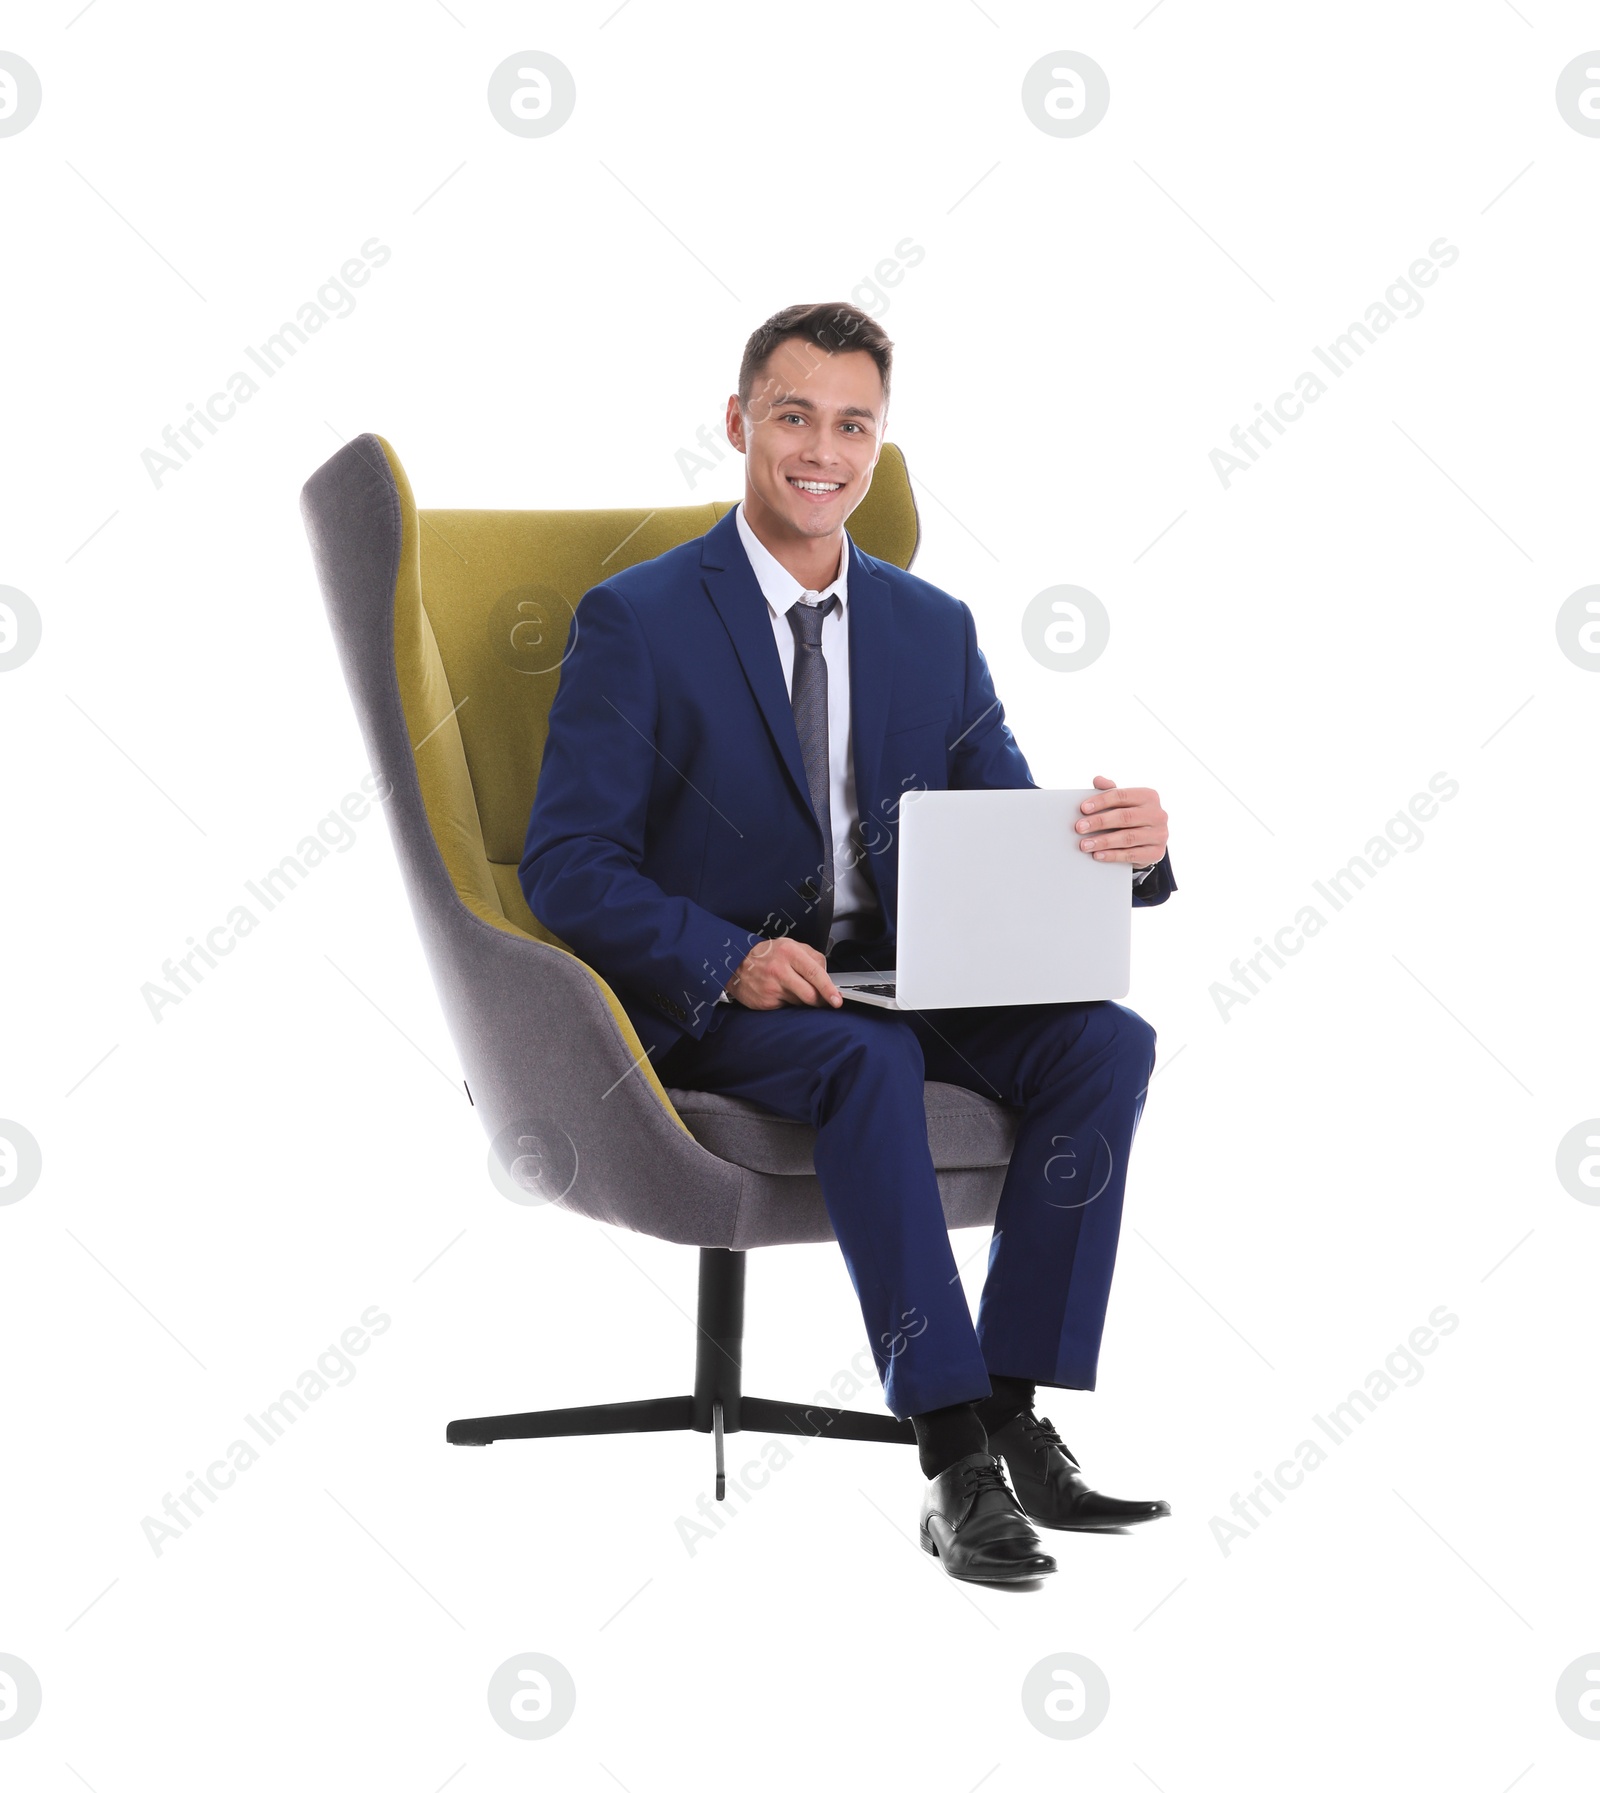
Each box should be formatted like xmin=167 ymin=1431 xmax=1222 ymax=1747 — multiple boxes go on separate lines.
xmin=725 ymin=937 xmax=842 ymax=1010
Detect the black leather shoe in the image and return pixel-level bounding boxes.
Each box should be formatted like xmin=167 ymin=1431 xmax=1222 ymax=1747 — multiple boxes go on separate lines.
xmin=988 ymin=1409 xmax=1171 ymax=1531
xmin=918 ymin=1451 xmax=1057 ymax=1583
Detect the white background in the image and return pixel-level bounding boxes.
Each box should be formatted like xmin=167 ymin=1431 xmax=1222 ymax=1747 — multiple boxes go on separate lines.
xmin=3 ymin=2 xmax=1597 ymax=1786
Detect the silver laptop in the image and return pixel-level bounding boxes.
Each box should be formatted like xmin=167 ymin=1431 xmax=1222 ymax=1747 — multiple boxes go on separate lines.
xmin=832 ymin=788 xmax=1131 ymax=1010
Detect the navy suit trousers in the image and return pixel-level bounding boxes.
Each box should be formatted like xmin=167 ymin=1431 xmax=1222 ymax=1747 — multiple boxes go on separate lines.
xmin=657 ymin=996 xmax=1158 ymax=1418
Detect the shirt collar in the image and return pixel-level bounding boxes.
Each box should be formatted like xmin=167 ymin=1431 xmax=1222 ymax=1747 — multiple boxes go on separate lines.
xmin=734 ymin=500 xmax=850 ymax=616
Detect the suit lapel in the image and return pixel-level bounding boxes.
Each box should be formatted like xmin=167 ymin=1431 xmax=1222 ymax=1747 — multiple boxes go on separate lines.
xmin=846 ymin=540 xmax=896 ymax=918
xmin=846 ymin=538 xmax=893 ymax=819
xmin=700 ymin=510 xmax=814 ymax=820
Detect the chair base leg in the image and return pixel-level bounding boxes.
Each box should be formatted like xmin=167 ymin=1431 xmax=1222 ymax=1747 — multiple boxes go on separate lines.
xmin=444 ymin=1248 xmax=917 ymax=1489
xmin=738 ymin=1396 xmax=915 ymax=1445
xmin=446 ymin=1396 xmax=694 ymax=1446
xmin=713 ymin=1400 xmax=725 ymax=1500
xmin=445 ymin=1394 xmax=914 ymax=1454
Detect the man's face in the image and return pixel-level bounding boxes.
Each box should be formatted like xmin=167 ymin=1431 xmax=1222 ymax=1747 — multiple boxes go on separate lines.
xmin=726 ymin=339 xmax=885 ymax=541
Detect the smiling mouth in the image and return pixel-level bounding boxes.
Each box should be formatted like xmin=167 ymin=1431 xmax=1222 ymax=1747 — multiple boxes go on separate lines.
xmin=788 ymin=476 xmax=844 ymax=496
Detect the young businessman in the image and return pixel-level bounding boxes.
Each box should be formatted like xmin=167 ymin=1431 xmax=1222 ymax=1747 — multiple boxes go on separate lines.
xmin=521 ymin=302 xmax=1175 ymax=1584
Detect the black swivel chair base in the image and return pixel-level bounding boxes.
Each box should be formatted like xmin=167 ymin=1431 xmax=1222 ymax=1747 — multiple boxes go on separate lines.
xmin=446 ymin=1247 xmax=916 ymax=1498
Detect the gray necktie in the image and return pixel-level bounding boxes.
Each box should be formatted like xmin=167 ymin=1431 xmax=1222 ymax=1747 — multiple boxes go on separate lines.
xmin=786 ymin=595 xmax=837 ymax=950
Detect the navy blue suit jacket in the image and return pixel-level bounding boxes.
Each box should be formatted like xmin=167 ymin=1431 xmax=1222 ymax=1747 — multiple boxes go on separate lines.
xmin=520 ymin=507 xmax=1176 ymax=1064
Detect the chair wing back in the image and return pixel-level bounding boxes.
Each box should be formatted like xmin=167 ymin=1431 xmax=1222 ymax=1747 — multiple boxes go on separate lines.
xmin=299 ymin=433 xmax=920 ymax=1153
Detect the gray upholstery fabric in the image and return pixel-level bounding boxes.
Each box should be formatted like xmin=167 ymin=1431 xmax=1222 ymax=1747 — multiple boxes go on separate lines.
xmin=668 ymin=1082 xmax=1018 ymax=1177
xmin=299 ymin=433 xmax=1018 ymax=1251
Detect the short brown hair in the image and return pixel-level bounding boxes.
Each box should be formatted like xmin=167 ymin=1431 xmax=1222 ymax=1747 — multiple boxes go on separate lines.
xmin=738 ymin=302 xmax=894 ymax=419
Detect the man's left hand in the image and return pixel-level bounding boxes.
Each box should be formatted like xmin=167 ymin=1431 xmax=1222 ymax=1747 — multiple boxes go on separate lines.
xmin=1076 ymin=775 xmax=1168 ymax=871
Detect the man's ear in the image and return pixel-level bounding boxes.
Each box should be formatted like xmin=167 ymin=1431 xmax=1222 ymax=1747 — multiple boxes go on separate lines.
xmin=724 ymin=393 xmax=746 ymax=455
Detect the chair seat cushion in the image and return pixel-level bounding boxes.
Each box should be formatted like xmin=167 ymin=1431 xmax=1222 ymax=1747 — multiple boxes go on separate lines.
xmin=665 ymin=1080 xmax=1019 ymax=1177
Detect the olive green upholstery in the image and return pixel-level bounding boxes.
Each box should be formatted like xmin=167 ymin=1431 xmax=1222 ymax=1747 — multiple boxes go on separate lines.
xmin=413 ymin=441 xmax=920 ymax=940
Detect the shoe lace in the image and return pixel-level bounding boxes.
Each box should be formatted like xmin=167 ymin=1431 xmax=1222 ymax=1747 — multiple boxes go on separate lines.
xmin=1019 ymin=1411 xmax=1079 ymax=1466
xmin=962 ymin=1455 xmax=1024 ymax=1510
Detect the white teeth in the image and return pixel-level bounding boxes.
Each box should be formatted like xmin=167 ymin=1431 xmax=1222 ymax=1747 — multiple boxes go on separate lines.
xmin=790 ymin=478 xmax=842 ymax=493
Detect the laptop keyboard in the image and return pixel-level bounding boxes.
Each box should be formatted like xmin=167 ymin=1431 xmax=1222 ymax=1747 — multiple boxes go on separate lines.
xmin=847 ymin=982 xmax=898 ymax=997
